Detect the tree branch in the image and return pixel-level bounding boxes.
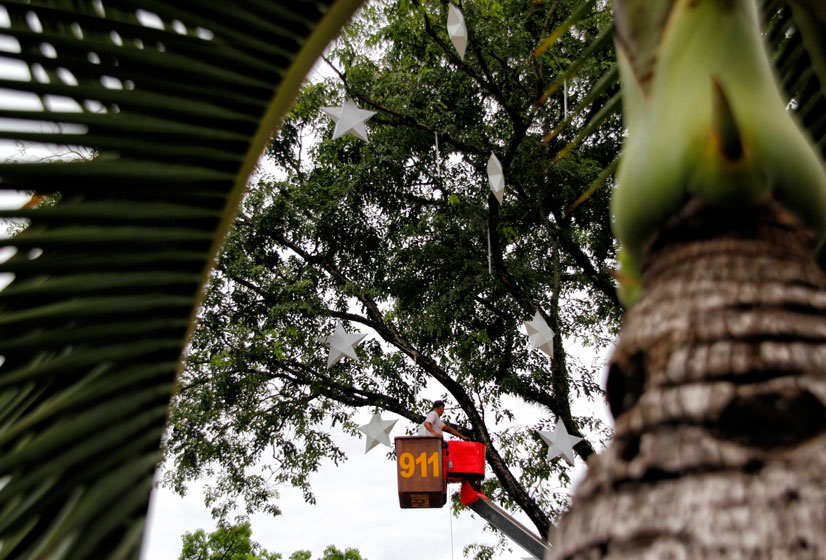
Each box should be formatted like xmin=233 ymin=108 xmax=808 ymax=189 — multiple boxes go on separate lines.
xmin=418 ymin=3 xmax=527 ymax=133
xmin=270 ymin=227 xmax=553 ymax=536
xmin=322 ymin=55 xmax=488 ymax=156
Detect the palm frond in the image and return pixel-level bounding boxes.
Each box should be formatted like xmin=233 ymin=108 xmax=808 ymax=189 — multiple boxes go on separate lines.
xmin=532 ymin=0 xmax=599 ymax=59
xmin=766 ymin=0 xmax=826 ymax=158
xmin=533 ymin=1 xmax=618 ymax=213
xmin=0 ymin=1 xmax=364 ymax=558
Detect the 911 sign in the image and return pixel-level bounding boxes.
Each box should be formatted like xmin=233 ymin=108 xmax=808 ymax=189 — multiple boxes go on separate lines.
xmin=395 ymin=436 xmax=446 ymax=509
xmin=398 ymin=451 xmax=440 ymax=478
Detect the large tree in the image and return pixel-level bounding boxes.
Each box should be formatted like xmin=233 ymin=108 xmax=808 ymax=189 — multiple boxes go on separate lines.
xmin=163 ymin=0 xmax=621 ymax=547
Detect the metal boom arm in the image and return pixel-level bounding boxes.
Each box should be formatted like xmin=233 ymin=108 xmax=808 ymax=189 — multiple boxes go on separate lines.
xmin=460 ymin=480 xmax=551 ymax=559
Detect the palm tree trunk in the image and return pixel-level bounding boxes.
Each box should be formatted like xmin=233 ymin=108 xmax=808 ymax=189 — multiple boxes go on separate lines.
xmin=549 ymin=198 xmax=826 ymax=558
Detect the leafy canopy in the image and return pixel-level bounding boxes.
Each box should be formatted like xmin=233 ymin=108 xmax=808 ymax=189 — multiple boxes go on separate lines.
xmin=164 ymin=0 xmax=621 ymax=546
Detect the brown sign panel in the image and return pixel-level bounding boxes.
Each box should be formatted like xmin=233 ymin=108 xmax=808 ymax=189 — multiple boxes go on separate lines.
xmin=395 ymin=436 xmax=446 ymax=508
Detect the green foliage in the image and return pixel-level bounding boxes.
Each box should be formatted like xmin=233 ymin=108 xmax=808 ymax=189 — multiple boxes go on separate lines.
xmin=165 ymin=0 xmax=620 ymax=546
xmin=177 ymin=521 xmax=364 ymax=560
xmin=285 ymin=546 xmax=364 ymax=560
xmin=316 ymin=545 xmax=366 ymax=560
xmin=179 ymin=522 xmax=280 ymax=560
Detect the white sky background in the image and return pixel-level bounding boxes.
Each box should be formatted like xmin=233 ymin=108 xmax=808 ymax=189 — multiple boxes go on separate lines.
xmin=0 ymin=37 xmax=617 ymax=560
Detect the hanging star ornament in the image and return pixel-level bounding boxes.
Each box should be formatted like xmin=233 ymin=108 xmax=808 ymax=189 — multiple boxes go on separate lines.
xmin=524 ymin=310 xmax=554 ymax=358
xmin=320 ymin=98 xmax=376 ymax=142
xmin=487 ymin=152 xmax=505 ymax=204
xmin=447 ymin=4 xmax=468 ymax=60
xmin=358 ymin=413 xmax=398 ymax=453
xmin=319 ymin=321 xmax=367 ymax=368
xmin=538 ymin=419 xmax=582 ymax=467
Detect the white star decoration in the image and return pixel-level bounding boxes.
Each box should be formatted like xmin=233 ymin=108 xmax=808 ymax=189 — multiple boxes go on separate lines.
xmin=447 ymin=4 xmax=468 ymax=60
xmin=487 ymin=152 xmax=505 ymax=204
xmin=538 ymin=419 xmax=582 ymax=467
xmin=319 ymin=321 xmax=367 ymax=368
xmin=320 ymin=98 xmax=376 ymax=142
xmin=358 ymin=413 xmax=398 ymax=453
xmin=524 ymin=310 xmax=554 ymax=358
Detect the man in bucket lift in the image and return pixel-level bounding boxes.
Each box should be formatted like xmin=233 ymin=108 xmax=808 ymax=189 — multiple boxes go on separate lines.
xmin=418 ymin=400 xmax=470 ymax=440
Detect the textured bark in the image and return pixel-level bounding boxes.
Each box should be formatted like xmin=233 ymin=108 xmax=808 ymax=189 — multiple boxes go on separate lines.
xmin=549 ymin=199 xmax=826 ymax=559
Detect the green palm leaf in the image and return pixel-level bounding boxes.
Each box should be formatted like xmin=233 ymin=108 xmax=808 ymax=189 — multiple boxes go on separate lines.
xmin=0 ymin=1 xmax=364 ymax=558
xmin=532 ymin=1 xmax=619 ymax=214
xmin=768 ymin=0 xmax=826 ymax=158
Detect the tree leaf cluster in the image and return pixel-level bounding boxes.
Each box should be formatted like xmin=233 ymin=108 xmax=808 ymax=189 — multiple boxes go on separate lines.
xmin=178 ymin=521 xmax=364 ymax=560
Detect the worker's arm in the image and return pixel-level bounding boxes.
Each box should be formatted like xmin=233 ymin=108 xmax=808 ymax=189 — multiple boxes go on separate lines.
xmin=443 ymin=424 xmax=469 ymax=440
xmin=423 ymin=421 xmax=442 ymax=438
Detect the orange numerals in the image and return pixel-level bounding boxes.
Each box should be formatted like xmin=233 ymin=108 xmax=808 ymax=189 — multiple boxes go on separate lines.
xmin=399 ymin=451 xmax=440 ymax=478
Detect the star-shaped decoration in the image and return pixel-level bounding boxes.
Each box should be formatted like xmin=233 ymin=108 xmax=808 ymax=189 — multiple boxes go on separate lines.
xmin=524 ymin=310 xmax=554 ymax=358
xmin=320 ymin=98 xmax=376 ymax=142
xmin=319 ymin=321 xmax=367 ymax=368
xmin=358 ymin=413 xmax=398 ymax=453
xmin=538 ymin=419 xmax=582 ymax=467
xmin=487 ymin=152 xmax=505 ymax=204
xmin=447 ymin=4 xmax=467 ymax=60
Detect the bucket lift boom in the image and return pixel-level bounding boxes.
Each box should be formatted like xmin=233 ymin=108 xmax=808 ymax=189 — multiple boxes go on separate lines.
xmin=459 ymin=479 xmax=550 ymax=560
xmin=395 ymin=437 xmax=551 ymax=559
